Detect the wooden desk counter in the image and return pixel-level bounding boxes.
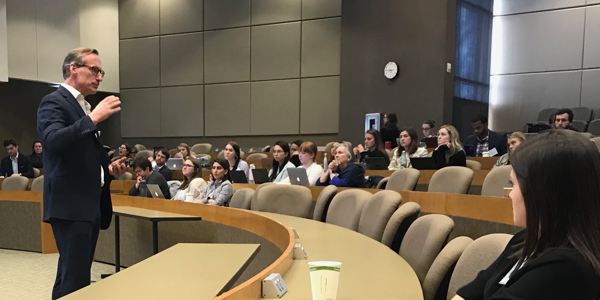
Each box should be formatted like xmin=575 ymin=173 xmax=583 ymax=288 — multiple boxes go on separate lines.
xmin=64 ymin=243 xmax=260 ymax=300
xmin=261 ymin=212 xmax=423 ymax=299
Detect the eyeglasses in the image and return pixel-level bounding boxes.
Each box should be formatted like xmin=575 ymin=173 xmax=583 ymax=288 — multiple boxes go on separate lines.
xmin=75 ymin=64 xmax=105 ymax=78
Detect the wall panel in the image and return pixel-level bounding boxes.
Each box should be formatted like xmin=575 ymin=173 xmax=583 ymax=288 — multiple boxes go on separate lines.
xmin=581 ymin=69 xmax=600 ymax=109
xmin=205 ymin=83 xmax=251 ymax=136
xmin=251 ymin=79 xmax=300 ymax=134
xmin=120 ymin=88 xmax=161 ymax=137
xmin=204 ymin=0 xmax=250 ymax=30
xmin=489 ymin=71 xmax=582 ymax=132
xmin=6 ymin=0 xmax=37 ymax=80
xmin=160 ymin=85 xmax=204 ymax=137
xmin=204 ymin=28 xmax=250 ymax=84
xmin=490 ymin=8 xmax=584 ymax=75
xmin=120 ymin=37 xmax=160 ymax=88
xmin=251 ymin=0 xmax=301 ymax=25
xmin=493 ymin=0 xmax=585 ymax=15
xmin=119 ymin=0 xmax=159 ymax=38
xmin=160 ymin=33 xmax=204 ymax=86
xmin=301 ymin=18 xmax=341 ymax=77
xmin=160 ymin=0 xmax=203 ymax=34
xmin=302 ymin=0 xmax=341 ymax=19
xmin=251 ymin=22 xmax=300 ymax=80
xmin=583 ymin=5 xmax=600 ymax=68
xmin=0 ymin=0 xmax=7 ymax=82
xmin=300 ymin=76 xmax=339 ymax=134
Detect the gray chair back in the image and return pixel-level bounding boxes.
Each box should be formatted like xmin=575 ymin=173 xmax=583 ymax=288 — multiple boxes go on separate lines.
xmin=1 ymin=175 xmax=30 ymax=191
xmin=422 ymin=236 xmax=473 ymax=300
xmin=399 ymin=214 xmax=454 ymax=284
xmin=465 ymin=159 xmax=481 ymax=170
xmin=571 ymin=120 xmax=588 ymax=132
xmin=571 ymin=106 xmax=592 ymax=122
xmin=381 ymin=202 xmax=421 ymax=252
xmin=325 ymin=189 xmax=372 ymax=230
xmin=588 ymin=119 xmax=600 ymax=136
xmin=446 ymin=233 xmax=512 ymax=299
xmin=30 ymin=175 xmax=44 ymax=192
xmin=313 ymin=185 xmax=337 ymax=221
xmin=251 ymin=184 xmax=313 ymax=218
xmin=537 ymin=108 xmax=558 ymax=122
xmin=481 ymin=165 xmax=512 ymax=196
xmin=191 ymin=143 xmax=212 ymax=154
xmin=385 ymin=168 xmax=421 ymax=192
xmin=428 ymin=166 xmax=473 ymax=194
xmin=357 ymin=190 xmax=402 ymax=241
xmin=229 ymin=188 xmax=254 ymax=209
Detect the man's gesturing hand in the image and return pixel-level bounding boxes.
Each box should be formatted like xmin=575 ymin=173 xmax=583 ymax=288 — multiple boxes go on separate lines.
xmin=89 ymin=95 xmax=121 ymax=125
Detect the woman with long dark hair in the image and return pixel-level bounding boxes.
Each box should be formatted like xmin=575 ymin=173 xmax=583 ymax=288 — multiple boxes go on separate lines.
xmin=200 ymin=159 xmax=233 ymax=206
xmin=223 ymin=141 xmax=249 ymax=177
xmin=454 ymin=130 xmax=600 ymax=299
xmin=388 ymin=128 xmax=428 ymax=170
xmin=269 ymin=141 xmax=295 ymax=183
xmin=381 ymin=113 xmax=400 ymax=149
xmin=352 ymin=129 xmax=390 ymax=165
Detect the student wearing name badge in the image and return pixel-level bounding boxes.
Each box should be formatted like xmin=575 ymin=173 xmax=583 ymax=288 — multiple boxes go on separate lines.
xmin=454 ymin=130 xmax=600 ymax=300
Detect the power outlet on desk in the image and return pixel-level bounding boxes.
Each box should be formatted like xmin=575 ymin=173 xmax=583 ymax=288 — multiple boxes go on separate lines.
xmin=262 ymin=273 xmax=288 ymax=298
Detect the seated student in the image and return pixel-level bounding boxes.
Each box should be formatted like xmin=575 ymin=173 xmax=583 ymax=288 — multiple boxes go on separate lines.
xmin=496 ymin=131 xmax=526 ymax=166
xmin=129 ymin=157 xmax=171 ymax=199
xmin=463 ymin=114 xmax=507 ymax=157
xmin=316 ymin=144 xmax=365 ymax=187
xmin=0 ymin=139 xmax=34 ymax=178
xmin=454 ymin=130 xmax=600 ymax=300
xmin=112 ymin=143 xmax=133 ymax=162
xmin=381 ymin=113 xmax=400 ymax=149
xmin=279 ymin=141 xmax=324 ymax=185
xmin=174 ymin=143 xmax=195 ymax=159
xmin=223 ymin=141 xmax=250 ymax=178
xmin=172 ymin=158 xmax=207 ymax=202
xmin=352 ymin=129 xmax=390 ymax=165
xmin=153 ymin=147 xmax=173 ymax=181
xmin=200 ymin=159 xmax=234 ymax=206
xmin=289 ymin=139 xmax=303 ymax=167
xmin=388 ymin=128 xmax=429 ymax=170
xmin=30 ymin=140 xmax=43 ymax=169
xmin=432 ymin=125 xmax=466 ymax=169
xmin=269 ymin=141 xmax=296 ymax=183
xmin=552 ymin=108 xmax=579 ymax=131
xmin=421 ymin=120 xmax=437 ymax=139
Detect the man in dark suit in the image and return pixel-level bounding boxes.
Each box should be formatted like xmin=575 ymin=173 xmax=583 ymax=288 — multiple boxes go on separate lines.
xmin=464 ymin=114 xmax=507 ymax=157
xmin=153 ymin=147 xmax=173 ymax=181
xmin=37 ymin=48 xmax=125 ymax=299
xmin=0 ymin=139 xmax=34 ymax=178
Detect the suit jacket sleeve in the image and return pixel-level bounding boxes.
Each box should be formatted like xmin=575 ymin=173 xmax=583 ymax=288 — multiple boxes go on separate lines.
xmin=19 ymin=155 xmax=34 ymax=178
xmin=37 ymin=95 xmax=97 ymax=154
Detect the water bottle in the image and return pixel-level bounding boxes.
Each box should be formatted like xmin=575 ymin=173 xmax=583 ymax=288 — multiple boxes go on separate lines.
xmin=323 ymin=153 xmax=328 ymax=168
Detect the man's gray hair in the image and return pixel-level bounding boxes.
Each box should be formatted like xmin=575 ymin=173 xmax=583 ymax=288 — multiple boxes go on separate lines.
xmin=62 ymin=48 xmax=99 ymax=79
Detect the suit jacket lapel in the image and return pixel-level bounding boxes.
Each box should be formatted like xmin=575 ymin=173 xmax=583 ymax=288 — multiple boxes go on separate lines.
xmin=57 ymin=86 xmax=86 ymax=119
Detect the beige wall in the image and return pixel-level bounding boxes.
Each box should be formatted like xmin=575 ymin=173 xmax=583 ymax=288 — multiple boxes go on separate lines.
xmin=5 ymin=0 xmax=119 ymax=92
xmin=118 ymin=0 xmax=342 ymax=138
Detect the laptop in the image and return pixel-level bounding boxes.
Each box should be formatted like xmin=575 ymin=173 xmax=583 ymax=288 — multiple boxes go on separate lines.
xmin=364 ymin=157 xmax=388 ymax=170
xmin=146 ymin=184 xmax=166 ymax=199
xmin=420 ymin=137 xmax=438 ymax=148
xmin=251 ymin=169 xmax=270 ymax=184
xmin=166 ymin=158 xmax=184 ymax=170
xmin=287 ymin=168 xmax=310 ymax=186
xmin=409 ymin=157 xmax=438 ymax=170
xmin=230 ymin=170 xmax=248 ymax=183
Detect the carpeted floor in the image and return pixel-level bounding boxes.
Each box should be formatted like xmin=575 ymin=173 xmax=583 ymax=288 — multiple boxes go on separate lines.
xmin=0 ymin=249 xmax=113 ymax=300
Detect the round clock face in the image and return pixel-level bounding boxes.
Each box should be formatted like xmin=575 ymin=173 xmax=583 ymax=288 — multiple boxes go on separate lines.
xmin=384 ymin=61 xmax=398 ymax=79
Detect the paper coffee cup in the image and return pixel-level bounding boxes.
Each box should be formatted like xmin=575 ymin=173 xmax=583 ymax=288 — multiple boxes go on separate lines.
xmin=308 ymin=261 xmax=341 ymax=300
